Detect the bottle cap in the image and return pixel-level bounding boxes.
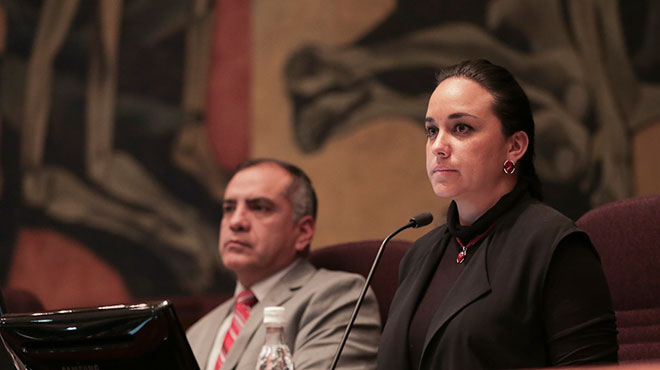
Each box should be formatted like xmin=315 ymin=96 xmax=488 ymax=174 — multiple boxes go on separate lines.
xmin=263 ymin=306 xmax=285 ymax=325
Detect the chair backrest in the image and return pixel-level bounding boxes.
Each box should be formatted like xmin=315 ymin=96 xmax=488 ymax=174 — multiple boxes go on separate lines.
xmin=0 ymin=288 xmax=44 ymax=314
xmin=0 ymin=288 xmax=46 ymax=369
xmin=576 ymin=194 xmax=660 ymax=362
xmin=167 ymin=294 xmax=232 ymax=330
xmin=308 ymin=239 xmax=411 ymax=326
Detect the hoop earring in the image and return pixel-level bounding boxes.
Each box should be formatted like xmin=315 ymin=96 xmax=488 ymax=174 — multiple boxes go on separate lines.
xmin=503 ymin=160 xmax=516 ymax=174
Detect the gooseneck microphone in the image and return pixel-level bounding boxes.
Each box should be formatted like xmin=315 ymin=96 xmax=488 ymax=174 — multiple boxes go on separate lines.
xmin=329 ymin=212 xmax=433 ymax=370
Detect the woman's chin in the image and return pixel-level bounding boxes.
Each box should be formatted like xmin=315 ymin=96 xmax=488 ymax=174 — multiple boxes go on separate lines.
xmin=432 ymin=184 xmax=459 ymax=199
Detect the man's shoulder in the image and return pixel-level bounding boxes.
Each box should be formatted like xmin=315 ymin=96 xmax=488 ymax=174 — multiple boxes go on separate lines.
xmin=286 ymin=258 xmax=367 ymax=289
xmin=292 ymin=264 xmax=380 ymax=327
xmin=288 ymin=263 xmax=369 ymax=302
xmin=316 ymin=267 xmax=367 ymax=290
xmin=311 ymin=266 xmax=366 ymax=283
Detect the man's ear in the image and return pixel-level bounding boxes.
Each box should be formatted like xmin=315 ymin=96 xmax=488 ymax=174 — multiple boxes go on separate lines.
xmin=507 ymin=131 xmax=529 ymax=162
xmin=294 ymin=215 xmax=315 ymax=253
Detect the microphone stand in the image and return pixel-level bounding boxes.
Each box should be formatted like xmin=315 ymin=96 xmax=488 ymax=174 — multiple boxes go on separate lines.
xmin=329 ymin=214 xmax=431 ymax=370
xmin=0 ymin=288 xmax=6 ymax=315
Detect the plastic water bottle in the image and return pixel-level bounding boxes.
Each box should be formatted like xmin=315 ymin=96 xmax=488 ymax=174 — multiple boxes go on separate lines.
xmin=256 ymin=306 xmax=295 ymax=370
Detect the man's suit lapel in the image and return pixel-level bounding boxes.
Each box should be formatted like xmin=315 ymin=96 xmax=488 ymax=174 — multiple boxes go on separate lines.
xmin=221 ymin=260 xmax=315 ymax=370
xmin=199 ymin=301 xmax=233 ymax=370
xmin=420 ymin=236 xmax=492 ymax=365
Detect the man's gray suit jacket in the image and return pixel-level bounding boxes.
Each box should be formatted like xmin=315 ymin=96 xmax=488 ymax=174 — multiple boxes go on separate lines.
xmin=186 ymin=259 xmax=381 ymax=370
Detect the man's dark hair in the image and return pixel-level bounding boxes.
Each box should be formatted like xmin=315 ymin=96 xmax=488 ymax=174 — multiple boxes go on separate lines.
xmin=234 ymin=158 xmax=318 ymax=221
xmin=436 ymin=59 xmax=543 ymax=200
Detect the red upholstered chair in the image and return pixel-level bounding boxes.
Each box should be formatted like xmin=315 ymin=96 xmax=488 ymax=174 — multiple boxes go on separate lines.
xmin=167 ymin=294 xmax=232 ymax=330
xmin=1 ymin=288 xmax=44 ymax=314
xmin=308 ymin=239 xmax=412 ymax=326
xmin=576 ymin=194 xmax=660 ymax=362
xmin=1 ymin=288 xmax=46 ymax=367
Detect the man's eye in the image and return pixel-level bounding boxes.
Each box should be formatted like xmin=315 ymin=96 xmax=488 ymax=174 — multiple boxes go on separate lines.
xmin=222 ymin=205 xmax=234 ymax=213
xmin=250 ymin=203 xmax=272 ymax=212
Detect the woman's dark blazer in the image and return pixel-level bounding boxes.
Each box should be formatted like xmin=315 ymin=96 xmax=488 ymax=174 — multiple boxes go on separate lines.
xmin=377 ymin=197 xmax=606 ymax=369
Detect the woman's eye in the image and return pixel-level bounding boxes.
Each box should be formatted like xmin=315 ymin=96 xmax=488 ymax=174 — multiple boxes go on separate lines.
xmin=454 ymin=123 xmax=472 ymax=135
xmin=425 ymin=126 xmax=438 ymax=138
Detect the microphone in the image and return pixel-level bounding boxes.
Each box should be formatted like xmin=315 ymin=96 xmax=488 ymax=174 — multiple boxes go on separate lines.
xmin=329 ymin=212 xmax=433 ymax=370
xmin=409 ymin=212 xmax=433 ymax=228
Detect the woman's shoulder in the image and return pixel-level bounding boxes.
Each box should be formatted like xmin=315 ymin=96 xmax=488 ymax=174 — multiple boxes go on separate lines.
xmin=411 ymin=224 xmax=448 ymax=249
xmin=510 ymin=197 xmax=577 ymax=230
xmin=498 ymin=198 xmax=586 ymax=256
xmin=400 ymin=225 xmax=448 ymax=267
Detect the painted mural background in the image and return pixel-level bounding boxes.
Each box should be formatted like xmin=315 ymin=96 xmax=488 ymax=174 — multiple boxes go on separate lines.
xmin=1 ymin=0 xmax=659 ymax=309
xmin=281 ymin=0 xmax=660 ymax=217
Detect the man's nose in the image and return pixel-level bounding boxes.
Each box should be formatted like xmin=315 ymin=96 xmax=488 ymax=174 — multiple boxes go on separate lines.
xmin=228 ymin=206 xmax=250 ymax=231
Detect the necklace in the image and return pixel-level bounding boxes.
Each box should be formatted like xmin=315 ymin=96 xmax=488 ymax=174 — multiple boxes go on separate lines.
xmin=456 ymin=223 xmax=496 ymax=264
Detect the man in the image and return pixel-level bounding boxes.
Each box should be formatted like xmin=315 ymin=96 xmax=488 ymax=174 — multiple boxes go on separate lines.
xmin=187 ymin=158 xmax=381 ymax=370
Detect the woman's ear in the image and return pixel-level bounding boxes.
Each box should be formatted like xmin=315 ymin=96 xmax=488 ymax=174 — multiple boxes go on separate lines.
xmin=507 ymin=131 xmax=529 ymax=162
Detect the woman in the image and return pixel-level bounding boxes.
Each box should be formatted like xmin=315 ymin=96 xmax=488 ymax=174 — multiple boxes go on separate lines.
xmin=377 ymin=59 xmax=618 ymax=369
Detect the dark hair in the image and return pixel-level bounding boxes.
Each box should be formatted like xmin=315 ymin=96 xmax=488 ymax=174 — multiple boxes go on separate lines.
xmin=234 ymin=158 xmax=318 ymax=221
xmin=436 ymin=59 xmax=542 ymax=200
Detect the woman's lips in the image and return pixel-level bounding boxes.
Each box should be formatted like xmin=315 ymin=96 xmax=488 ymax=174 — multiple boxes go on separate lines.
xmin=432 ymin=166 xmax=457 ymax=173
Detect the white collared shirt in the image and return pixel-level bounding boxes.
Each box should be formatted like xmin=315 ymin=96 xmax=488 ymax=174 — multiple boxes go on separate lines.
xmin=205 ymin=259 xmax=301 ymax=370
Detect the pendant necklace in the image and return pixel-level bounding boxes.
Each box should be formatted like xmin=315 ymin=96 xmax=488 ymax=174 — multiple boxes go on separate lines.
xmin=456 ymin=223 xmax=496 ymax=264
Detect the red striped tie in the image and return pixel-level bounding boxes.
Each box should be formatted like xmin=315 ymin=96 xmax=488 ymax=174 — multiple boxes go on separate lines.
xmin=215 ymin=290 xmax=257 ymax=370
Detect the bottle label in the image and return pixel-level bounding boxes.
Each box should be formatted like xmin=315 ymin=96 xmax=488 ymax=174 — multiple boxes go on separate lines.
xmin=256 ymin=344 xmax=295 ymax=370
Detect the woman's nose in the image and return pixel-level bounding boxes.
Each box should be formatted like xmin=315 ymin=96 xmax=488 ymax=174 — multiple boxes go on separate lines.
xmin=430 ymin=132 xmax=450 ymax=158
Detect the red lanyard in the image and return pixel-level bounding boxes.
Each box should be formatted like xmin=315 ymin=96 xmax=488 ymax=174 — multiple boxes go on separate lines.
xmin=456 ymin=223 xmax=496 ymax=264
